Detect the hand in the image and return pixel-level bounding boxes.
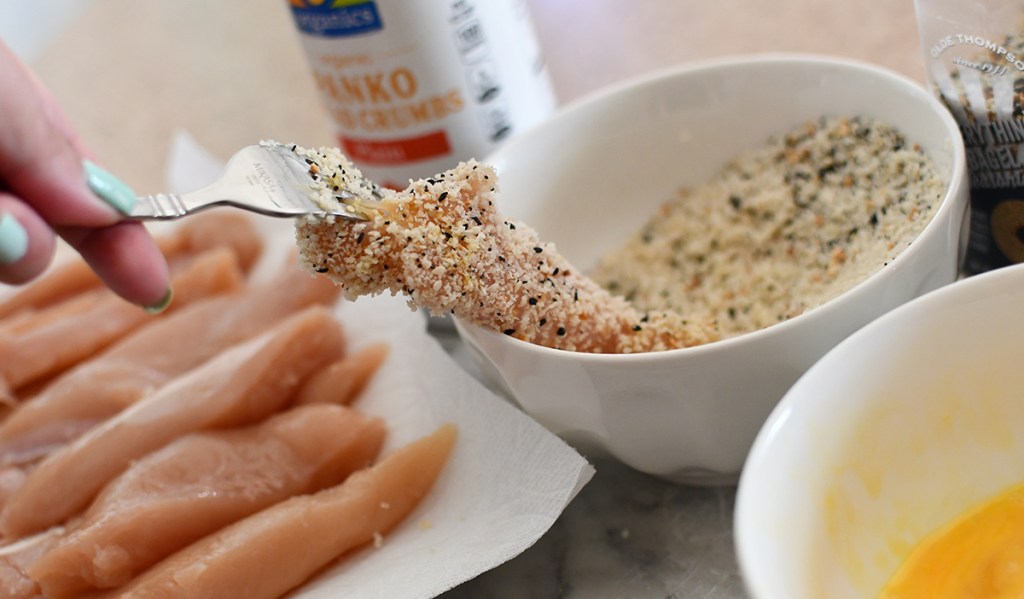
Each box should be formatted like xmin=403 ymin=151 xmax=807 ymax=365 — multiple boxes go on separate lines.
xmin=0 ymin=41 xmax=171 ymax=311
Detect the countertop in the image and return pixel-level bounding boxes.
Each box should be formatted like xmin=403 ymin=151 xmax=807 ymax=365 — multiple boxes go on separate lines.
xmin=14 ymin=1 xmax=927 ymax=597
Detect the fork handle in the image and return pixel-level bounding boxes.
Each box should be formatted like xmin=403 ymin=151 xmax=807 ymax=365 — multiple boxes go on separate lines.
xmin=131 ymin=193 xmax=191 ymax=220
xmin=132 ymin=182 xmax=238 ymax=220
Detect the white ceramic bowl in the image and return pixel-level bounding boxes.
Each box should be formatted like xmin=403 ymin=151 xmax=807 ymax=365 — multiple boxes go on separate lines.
xmin=735 ymin=263 xmax=1024 ymax=598
xmin=453 ymin=54 xmax=969 ymax=484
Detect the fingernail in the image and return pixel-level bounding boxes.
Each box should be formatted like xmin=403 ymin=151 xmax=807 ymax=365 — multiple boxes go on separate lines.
xmin=143 ymin=288 xmax=173 ymax=314
xmin=0 ymin=213 xmax=28 ymax=265
xmin=83 ymin=160 xmax=136 ymax=215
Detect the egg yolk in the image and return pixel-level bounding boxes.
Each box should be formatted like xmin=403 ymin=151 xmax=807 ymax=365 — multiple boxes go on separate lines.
xmin=879 ymin=483 xmax=1024 ymax=598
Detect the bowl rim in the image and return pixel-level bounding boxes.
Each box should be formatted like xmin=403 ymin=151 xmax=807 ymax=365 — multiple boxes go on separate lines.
xmin=456 ymin=51 xmax=967 ymax=363
xmin=732 ymin=260 xmax=1024 ymax=598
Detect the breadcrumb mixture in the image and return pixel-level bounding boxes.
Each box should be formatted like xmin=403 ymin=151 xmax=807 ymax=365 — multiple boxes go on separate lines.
xmin=290 ymin=115 xmax=944 ymax=352
xmin=292 ymin=148 xmax=715 ymax=354
xmin=589 ymin=116 xmax=946 ymax=338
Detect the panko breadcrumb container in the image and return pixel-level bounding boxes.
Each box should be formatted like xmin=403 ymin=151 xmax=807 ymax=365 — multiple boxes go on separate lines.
xmin=914 ymin=0 xmax=1024 ymax=274
xmin=287 ymin=0 xmax=556 ymax=190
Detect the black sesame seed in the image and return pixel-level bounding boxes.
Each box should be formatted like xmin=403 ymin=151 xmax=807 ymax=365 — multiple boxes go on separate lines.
xmin=503 ymin=329 xmax=516 ymax=335
xmin=533 ymin=247 xmax=543 ymax=253
xmin=528 ymin=297 xmax=538 ymax=305
xmin=556 ymin=327 xmax=566 ymax=336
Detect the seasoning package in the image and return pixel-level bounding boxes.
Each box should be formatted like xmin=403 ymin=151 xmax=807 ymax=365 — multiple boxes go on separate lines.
xmin=914 ymin=0 xmax=1024 ymax=274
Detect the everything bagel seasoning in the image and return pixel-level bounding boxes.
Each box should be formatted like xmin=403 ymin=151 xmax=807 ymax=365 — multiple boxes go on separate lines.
xmin=589 ymin=116 xmax=946 ymax=339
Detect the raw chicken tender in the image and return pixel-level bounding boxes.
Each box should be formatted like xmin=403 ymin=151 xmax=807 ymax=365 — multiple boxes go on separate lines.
xmin=110 ymin=425 xmax=456 ymax=599
xmin=0 ymin=247 xmax=244 ymax=393
xmin=0 ymin=256 xmax=339 ymax=467
xmin=0 ymin=306 xmax=345 ymax=538
xmin=29 ymin=404 xmax=386 ymax=598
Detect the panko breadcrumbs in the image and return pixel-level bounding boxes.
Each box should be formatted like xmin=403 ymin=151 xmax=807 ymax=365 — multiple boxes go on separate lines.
xmin=589 ymin=116 xmax=946 ymax=338
xmin=290 ymin=115 xmax=945 ymax=352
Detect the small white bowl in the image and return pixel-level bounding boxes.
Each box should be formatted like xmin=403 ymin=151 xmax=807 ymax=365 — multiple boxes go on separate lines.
xmin=735 ymin=263 xmax=1024 ymax=598
xmin=453 ymin=54 xmax=969 ymax=483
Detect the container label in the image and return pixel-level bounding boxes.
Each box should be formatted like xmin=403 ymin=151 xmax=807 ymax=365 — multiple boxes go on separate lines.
xmin=962 ymin=188 xmax=1024 ymax=274
xmin=289 ymin=0 xmax=383 ymax=38
xmin=340 ymin=130 xmax=452 ymax=165
xmin=953 ymin=117 xmax=1024 ymax=272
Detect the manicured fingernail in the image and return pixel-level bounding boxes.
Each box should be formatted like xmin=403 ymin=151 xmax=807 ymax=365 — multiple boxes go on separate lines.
xmin=84 ymin=160 xmax=136 ymax=215
xmin=143 ymin=288 xmax=173 ymax=314
xmin=0 ymin=213 xmax=28 ymax=265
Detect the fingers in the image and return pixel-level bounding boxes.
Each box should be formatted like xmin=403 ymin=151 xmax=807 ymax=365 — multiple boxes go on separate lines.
xmin=0 ymin=40 xmax=172 ymax=311
xmin=0 ymin=204 xmax=173 ymax=310
xmin=0 ymin=196 xmax=171 ymax=311
xmin=0 ymin=42 xmax=126 ymax=227
xmin=0 ymin=193 xmax=56 ymax=284
xmin=59 ymin=222 xmax=172 ymax=311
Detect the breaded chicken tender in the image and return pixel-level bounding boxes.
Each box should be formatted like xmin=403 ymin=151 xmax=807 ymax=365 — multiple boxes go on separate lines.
xmin=292 ymin=146 xmax=716 ymax=353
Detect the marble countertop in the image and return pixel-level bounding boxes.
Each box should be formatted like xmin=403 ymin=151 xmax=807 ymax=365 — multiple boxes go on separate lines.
xmin=10 ymin=1 xmax=927 ymax=596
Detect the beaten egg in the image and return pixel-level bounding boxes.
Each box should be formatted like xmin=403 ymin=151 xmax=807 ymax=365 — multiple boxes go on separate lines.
xmin=879 ymin=482 xmax=1024 ymax=598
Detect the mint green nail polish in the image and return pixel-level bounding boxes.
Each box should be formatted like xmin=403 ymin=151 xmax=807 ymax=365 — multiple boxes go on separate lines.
xmin=143 ymin=288 xmax=173 ymax=314
xmin=84 ymin=160 xmax=137 ymax=215
xmin=0 ymin=213 xmax=28 ymax=265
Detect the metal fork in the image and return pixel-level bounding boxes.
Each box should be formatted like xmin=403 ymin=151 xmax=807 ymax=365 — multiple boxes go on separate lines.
xmin=130 ymin=143 xmax=369 ymax=221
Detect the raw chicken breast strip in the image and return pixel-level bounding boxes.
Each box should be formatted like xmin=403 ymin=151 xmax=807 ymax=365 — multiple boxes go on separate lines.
xmin=109 ymin=424 xmax=456 ymax=599
xmin=294 ymin=343 xmax=389 ymax=406
xmin=30 ymin=404 xmax=386 ymax=598
xmin=0 ymin=256 xmax=340 ymax=467
xmin=0 ymin=529 xmax=62 ymax=599
xmin=0 ymin=247 xmax=245 ymax=393
xmin=0 ymin=210 xmax=263 ymax=320
xmin=0 ymin=306 xmax=345 ymax=538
